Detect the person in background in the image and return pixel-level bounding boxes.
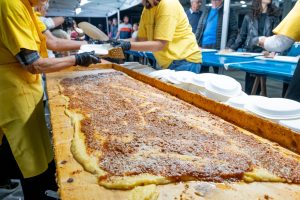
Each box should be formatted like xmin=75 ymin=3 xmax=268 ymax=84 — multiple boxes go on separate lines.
xmin=257 ymin=0 xmax=300 ymax=101
xmin=35 ymin=0 xmax=66 ymax=58
xmin=186 ymin=0 xmax=202 ymax=34
xmin=113 ymin=0 xmax=202 ymax=73
xmin=97 ymin=23 xmax=103 ymax=31
xmin=35 ymin=0 xmax=64 ymax=31
xmin=106 ymin=19 xmax=112 ymax=35
xmin=116 ymin=15 xmax=133 ymax=39
xmin=132 ymin=23 xmax=139 ymax=39
xmin=0 ymin=0 xmax=99 ymax=199
xmin=230 ymin=0 xmax=280 ymax=95
xmin=195 ymin=0 xmax=238 ymax=73
xmin=70 ymin=20 xmax=85 ymax=41
xmin=110 ymin=18 xmax=118 ymax=39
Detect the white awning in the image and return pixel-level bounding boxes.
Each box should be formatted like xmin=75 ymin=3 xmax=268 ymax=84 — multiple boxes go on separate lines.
xmin=47 ymin=0 xmax=141 ymax=17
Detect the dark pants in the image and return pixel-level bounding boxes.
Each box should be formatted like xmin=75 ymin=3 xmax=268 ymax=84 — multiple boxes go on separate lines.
xmin=0 ymin=136 xmax=57 ymax=200
xmin=245 ymin=72 xmax=261 ymax=95
xmin=201 ymin=44 xmax=219 ymax=74
xmin=286 ymin=60 xmax=300 ymax=101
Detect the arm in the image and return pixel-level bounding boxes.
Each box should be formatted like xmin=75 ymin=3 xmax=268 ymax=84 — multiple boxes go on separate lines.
xmin=226 ymin=11 xmax=238 ymax=47
xmin=230 ymin=16 xmax=248 ymax=50
xmin=130 ymin=37 xmax=147 ymax=42
xmin=260 ymin=35 xmax=295 ymax=52
xmin=44 ymin=30 xmax=87 ymax=51
xmin=27 ymin=56 xmax=76 ymax=73
xmin=130 ymin=40 xmax=167 ymax=52
xmin=115 ymin=31 xmax=120 ymax=39
xmin=16 ymin=49 xmax=99 ymax=74
xmin=195 ymin=12 xmax=206 ymax=45
xmin=51 ymin=17 xmax=65 ymax=27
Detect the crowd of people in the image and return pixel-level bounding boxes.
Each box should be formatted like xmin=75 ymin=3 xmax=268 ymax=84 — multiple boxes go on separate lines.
xmin=0 ymin=0 xmax=300 ymax=199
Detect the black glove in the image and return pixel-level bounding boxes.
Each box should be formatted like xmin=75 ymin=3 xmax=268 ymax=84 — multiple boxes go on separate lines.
xmin=75 ymin=51 xmax=100 ymax=66
xmin=109 ymin=39 xmax=131 ymax=51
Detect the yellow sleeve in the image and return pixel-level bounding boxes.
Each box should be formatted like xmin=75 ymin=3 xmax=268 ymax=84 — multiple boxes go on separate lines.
xmin=153 ymin=2 xmax=178 ymax=42
xmin=0 ymin=1 xmax=39 ymax=56
xmin=35 ymin=12 xmax=47 ymax=33
xmin=137 ymin=9 xmax=147 ymax=39
xmin=273 ymin=0 xmax=300 ymax=41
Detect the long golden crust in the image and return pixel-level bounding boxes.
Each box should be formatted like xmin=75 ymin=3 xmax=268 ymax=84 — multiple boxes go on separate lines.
xmin=58 ymin=71 xmax=300 ymax=190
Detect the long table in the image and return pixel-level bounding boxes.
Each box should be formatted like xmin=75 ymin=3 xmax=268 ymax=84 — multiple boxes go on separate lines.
xmin=126 ymin=51 xmax=298 ymax=95
xmin=126 ymin=50 xmax=297 ymax=81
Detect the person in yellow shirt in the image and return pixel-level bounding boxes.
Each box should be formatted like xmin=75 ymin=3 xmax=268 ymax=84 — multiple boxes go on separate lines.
xmin=114 ymin=0 xmax=202 ymax=73
xmin=0 ymin=0 xmax=99 ymax=199
xmin=257 ymin=0 xmax=300 ymax=101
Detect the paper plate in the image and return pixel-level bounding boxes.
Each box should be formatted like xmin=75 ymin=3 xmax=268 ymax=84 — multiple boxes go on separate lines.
xmin=279 ymin=119 xmax=300 ymax=133
xmin=169 ymin=71 xmax=197 ymax=83
xmin=245 ymin=98 xmax=300 ymax=120
xmin=255 ymin=56 xmax=299 ymax=64
xmin=225 ymin=92 xmax=249 ymax=110
xmin=205 ymin=75 xmax=242 ymax=97
xmin=204 ymin=75 xmax=242 ymax=102
xmin=201 ymin=48 xmax=218 ymax=53
xmin=216 ymin=52 xmax=263 ymax=58
xmin=148 ymin=69 xmax=175 ymax=79
xmin=80 ymin=45 xmax=109 ymax=55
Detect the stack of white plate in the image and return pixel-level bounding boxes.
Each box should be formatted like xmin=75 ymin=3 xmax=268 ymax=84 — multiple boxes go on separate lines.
xmin=245 ymin=98 xmax=300 ymax=122
xmin=148 ymin=70 xmax=178 ymax=83
xmin=149 ymin=71 xmax=243 ymax=102
xmin=188 ymin=73 xmax=219 ymax=94
xmin=204 ymin=75 xmax=242 ymax=102
xmin=225 ymin=92 xmax=250 ymax=110
xmin=279 ymin=119 xmax=300 ymax=133
xmin=168 ymin=71 xmax=197 ymax=90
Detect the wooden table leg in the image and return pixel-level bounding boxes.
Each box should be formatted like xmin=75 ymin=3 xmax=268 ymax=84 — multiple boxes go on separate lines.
xmin=260 ymin=77 xmax=267 ymax=96
xmin=251 ymin=76 xmax=260 ymax=95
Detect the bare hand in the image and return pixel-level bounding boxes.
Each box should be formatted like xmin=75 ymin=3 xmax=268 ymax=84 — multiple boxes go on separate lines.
xmin=262 ymin=51 xmax=276 ymax=58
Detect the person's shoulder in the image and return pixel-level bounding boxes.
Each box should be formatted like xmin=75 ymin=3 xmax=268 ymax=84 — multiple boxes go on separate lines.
xmin=158 ymin=0 xmax=181 ymax=9
xmin=0 ymin=0 xmax=25 ymax=12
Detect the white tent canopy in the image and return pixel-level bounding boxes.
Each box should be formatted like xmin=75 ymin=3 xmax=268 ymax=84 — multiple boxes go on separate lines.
xmin=47 ymin=0 xmax=141 ymax=17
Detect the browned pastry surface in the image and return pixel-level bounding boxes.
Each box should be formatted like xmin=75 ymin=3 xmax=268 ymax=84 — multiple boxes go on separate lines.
xmin=60 ymin=72 xmax=300 ymax=184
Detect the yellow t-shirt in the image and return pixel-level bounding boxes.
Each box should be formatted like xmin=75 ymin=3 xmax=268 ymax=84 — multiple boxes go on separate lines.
xmin=138 ymin=0 xmax=202 ymax=68
xmin=0 ymin=0 xmax=47 ymax=65
xmin=273 ymin=0 xmax=300 ymax=41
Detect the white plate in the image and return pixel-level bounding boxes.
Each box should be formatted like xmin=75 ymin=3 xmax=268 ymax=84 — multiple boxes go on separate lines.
xmin=201 ymin=48 xmax=218 ymax=53
xmin=279 ymin=119 xmax=300 ymax=133
xmin=245 ymin=98 xmax=300 ymax=120
xmin=80 ymin=44 xmax=109 ymax=55
xmin=148 ymin=69 xmax=175 ymax=79
xmin=225 ymin=93 xmax=249 ymax=110
xmin=205 ymin=75 xmax=242 ymax=97
xmin=169 ymin=71 xmax=197 ymax=83
xmin=255 ymin=56 xmax=299 ymax=64
xmin=216 ymin=52 xmax=263 ymax=58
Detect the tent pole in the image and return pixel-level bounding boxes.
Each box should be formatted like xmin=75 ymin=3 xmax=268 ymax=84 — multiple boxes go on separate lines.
xmin=220 ymin=0 xmax=230 ymax=50
xmin=106 ymin=15 xmax=109 ymax=35
xmin=219 ymin=0 xmax=230 ymax=74
xmin=117 ymin=9 xmax=120 ymax=27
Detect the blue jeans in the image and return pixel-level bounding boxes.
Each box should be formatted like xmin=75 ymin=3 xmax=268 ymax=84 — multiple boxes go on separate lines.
xmin=168 ymin=60 xmax=201 ymax=73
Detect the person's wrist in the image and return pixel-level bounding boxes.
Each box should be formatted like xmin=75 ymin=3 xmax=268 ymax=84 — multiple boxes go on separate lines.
xmin=73 ymin=55 xmax=78 ymax=66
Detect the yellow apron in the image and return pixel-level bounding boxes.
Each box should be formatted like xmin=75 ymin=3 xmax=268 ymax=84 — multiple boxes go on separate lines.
xmin=0 ymin=0 xmax=52 ymax=178
xmin=273 ymin=0 xmax=300 ymax=41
